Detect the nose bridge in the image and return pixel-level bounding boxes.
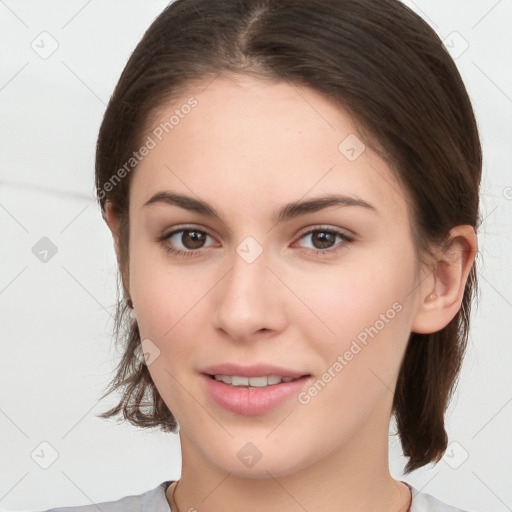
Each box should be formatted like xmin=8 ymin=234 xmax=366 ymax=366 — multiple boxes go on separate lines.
xmin=224 ymin=237 xmax=270 ymax=310
xmin=213 ymin=236 xmax=283 ymax=338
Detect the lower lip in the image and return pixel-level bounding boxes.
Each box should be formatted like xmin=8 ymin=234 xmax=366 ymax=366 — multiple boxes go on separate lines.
xmin=201 ymin=373 xmax=311 ymax=416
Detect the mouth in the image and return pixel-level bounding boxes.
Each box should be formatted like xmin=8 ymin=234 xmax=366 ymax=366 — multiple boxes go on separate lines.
xmin=201 ymin=372 xmax=313 ymax=416
xmin=203 ymin=373 xmax=311 ymax=388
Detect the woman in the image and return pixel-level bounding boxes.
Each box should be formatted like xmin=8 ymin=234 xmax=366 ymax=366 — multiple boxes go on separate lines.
xmin=41 ymin=0 xmax=481 ymax=510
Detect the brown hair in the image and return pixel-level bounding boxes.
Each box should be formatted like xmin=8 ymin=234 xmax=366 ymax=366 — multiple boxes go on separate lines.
xmin=95 ymin=0 xmax=482 ymax=474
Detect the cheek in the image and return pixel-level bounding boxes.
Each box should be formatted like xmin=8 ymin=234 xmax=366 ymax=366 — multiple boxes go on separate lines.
xmin=128 ymin=240 xmax=217 ymax=358
xmin=294 ymin=259 xmax=411 ymax=344
xmin=292 ymin=247 xmax=416 ymax=390
xmin=128 ymin=238 xmax=176 ymax=336
xmin=294 ymin=273 xmax=412 ymax=439
xmin=132 ymin=269 xmax=203 ymax=340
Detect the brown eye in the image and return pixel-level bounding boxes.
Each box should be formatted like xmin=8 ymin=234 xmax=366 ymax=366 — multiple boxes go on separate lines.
xmin=158 ymin=227 xmax=216 ymax=258
xmin=178 ymin=230 xmax=207 ymax=249
xmin=296 ymin=228 xmax=354 ymax=255
xmin=309 ymin=231 xmax=337 ymax=249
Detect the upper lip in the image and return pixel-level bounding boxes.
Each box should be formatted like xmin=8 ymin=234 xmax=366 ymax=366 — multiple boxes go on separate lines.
xmin=200 ymin=363 xmax=310 ymax=379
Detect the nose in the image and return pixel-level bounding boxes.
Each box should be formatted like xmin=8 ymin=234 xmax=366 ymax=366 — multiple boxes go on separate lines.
xmin=212 ymin=244 xmax=287 ymax=342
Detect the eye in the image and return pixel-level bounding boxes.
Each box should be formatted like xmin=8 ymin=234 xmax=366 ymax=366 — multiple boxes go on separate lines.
xmin=294 ymin=227 xmax=354 ymax=256
xmin=157 ymin=227 xmax=217 ymax=258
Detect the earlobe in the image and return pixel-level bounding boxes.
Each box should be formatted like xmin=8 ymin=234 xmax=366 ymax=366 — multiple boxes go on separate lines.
xmin=411 ymin=225 xmax=478 ymax=334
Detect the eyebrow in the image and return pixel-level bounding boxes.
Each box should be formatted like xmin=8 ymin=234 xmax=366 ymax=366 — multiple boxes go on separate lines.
xmin=143 ymin=191 xmax=378 ymax=223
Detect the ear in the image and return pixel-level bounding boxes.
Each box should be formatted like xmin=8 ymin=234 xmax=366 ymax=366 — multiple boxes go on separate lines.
xmin=104 ymin=200 xmax=121 ymax=261
xmin=411 ymin=225 xmax=478 ymax=334
xmin=104 ymin=201 xmax=131 ymax=302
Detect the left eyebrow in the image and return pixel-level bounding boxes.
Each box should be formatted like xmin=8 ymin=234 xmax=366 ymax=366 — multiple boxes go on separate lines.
xmin=143 ymin=191 xmax=379 ymax=224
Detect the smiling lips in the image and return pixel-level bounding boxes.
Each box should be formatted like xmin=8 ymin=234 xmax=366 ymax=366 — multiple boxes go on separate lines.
xmin=199 ymin=362 xmax=312 ymax=416
xmin=212 ymin=374 xmax=300 ymax=387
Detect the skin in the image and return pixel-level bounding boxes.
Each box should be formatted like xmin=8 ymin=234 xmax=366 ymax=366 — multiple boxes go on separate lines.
xmin=105 ymin=74 xmax=477 ymax=512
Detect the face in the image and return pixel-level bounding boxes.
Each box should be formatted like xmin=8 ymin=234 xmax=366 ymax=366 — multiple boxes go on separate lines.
xmin=123 ymin=75 xmax=426 ymax=478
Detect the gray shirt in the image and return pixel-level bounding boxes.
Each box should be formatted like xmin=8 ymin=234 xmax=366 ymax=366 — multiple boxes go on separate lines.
xmin=36 ymin=480 xmax=475 ymax=511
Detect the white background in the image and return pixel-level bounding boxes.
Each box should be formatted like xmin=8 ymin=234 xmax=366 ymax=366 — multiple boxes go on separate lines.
xmin=1 ymin=1 xmax=511 ymax=511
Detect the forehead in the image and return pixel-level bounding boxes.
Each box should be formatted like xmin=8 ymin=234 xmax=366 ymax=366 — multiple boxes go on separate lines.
xmin=130 ymin=75 xmax=409 ymax=223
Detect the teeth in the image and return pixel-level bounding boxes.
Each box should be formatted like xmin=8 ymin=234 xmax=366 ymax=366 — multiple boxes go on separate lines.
xmin=213 ymin=375 xmax=298 ymax=387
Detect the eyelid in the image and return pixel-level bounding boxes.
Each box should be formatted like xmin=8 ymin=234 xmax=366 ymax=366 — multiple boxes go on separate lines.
xmin=295 ymin=224 xmax=354 ymax=239
xmin=161 ymin=223 xmax=354 ymax=239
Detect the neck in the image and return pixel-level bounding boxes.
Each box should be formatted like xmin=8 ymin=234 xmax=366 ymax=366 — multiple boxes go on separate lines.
xmin=167 ymin=409 xmax=411 ymax=512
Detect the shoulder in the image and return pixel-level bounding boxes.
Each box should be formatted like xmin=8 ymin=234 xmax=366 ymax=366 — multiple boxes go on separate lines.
xmin=34 ymin=481 xmax=173 ymax=512
xmin=407 ymin=482 xmax=476 ymax=512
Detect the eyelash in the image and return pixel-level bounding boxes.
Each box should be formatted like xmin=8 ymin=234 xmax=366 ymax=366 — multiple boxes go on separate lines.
xmin=157 ymin=226 xmax=355 ymax=259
